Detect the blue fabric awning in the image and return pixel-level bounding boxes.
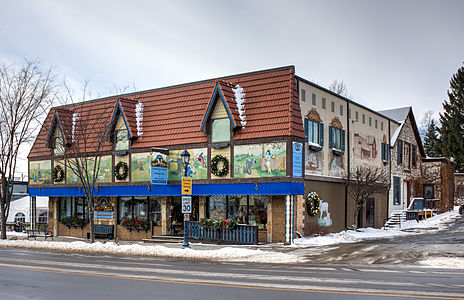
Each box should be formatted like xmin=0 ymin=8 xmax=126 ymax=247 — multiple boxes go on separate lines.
xmin=29 ymin=182 xmax=304 ymax=197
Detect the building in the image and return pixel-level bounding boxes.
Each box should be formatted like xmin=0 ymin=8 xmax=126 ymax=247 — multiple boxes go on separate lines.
xmin=28 ymin=66 xmax=454 ymax=243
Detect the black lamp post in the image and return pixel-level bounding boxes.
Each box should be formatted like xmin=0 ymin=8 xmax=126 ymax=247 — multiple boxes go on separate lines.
xmin=180 ymin=149 xmax=190 ymax=249
xmin=180 ymin=150 xmax=190 ymax=176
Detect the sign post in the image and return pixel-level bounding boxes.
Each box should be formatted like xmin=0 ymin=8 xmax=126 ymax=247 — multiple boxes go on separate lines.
xmin=181 ymin=177 xmax=192 ymax=248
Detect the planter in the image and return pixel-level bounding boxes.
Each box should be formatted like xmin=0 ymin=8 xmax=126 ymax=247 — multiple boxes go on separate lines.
xmin=123 ymin=226 xmax=149 ymax=232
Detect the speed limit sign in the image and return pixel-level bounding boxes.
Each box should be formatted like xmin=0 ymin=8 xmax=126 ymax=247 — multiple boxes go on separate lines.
xmin=182 ymin=196 xmax=192 ymax=214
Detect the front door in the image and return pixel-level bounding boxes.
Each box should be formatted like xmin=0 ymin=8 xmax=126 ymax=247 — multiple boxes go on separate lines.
xmin=365 ymin=198 xmax=375 ymax=228
xmin=406 ymin=180 xmax=411 ymax=209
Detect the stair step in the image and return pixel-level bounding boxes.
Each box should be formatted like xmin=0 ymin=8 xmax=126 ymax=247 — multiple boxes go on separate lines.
xmin=143 ymin=236 xmax=183 ymax=244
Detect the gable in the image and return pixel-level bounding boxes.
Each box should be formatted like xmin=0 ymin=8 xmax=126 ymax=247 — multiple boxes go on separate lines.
xmin=211 ymin=101 xmax=228 ymax=120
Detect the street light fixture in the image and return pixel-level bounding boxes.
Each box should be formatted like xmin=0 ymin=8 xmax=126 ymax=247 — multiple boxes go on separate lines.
xmin=180 ymin=150 xmax=190 ymax=177
xmin=180 ymin=149 xmax=190 ymax=249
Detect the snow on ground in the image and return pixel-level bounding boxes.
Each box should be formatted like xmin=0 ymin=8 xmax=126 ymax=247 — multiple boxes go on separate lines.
xmin=0 ymin=239 xmax=302 ymax=264
xmin=419 ymin=257 xmax=464 ymax=269
xmin=293 ymin=209 xmax=460 ymax=247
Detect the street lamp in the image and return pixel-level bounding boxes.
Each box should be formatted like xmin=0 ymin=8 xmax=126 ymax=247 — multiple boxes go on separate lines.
xmin=180 ymin=150 xmax=190 ymax=177
xmin=180 ymin=149 xmax=190 ymax=249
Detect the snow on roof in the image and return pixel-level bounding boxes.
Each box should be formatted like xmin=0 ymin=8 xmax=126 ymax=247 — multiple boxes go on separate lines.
xmin=378 ymin=107 xmax=410 ymax=122
xmin=390 ymin=122 xmax=404 ymax=145
xmin=232 ymin=84 xmax=246 ymax=128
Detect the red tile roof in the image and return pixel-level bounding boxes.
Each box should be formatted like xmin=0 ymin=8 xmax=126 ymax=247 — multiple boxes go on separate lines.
xmin=28 ymin=66 xmax=304 ymax=158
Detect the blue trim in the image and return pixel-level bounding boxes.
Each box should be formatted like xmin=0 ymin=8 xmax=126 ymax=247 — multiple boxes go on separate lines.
xmin=109 ymin=100 xmax=133 ymax=139
xmin=200 ymin=84 xmax=237 ymax=132
xmin=29 ymin=182 xmax=304 ymax=197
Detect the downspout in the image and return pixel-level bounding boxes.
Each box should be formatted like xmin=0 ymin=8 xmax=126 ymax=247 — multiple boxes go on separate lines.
xmin=345 ymin=101 xmax=350 ymax=229
xmin=387 ymin=120 xmax=392 ymax=219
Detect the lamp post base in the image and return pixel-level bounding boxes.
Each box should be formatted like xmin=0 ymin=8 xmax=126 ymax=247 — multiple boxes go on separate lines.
xmin=182 ymin=220 xmax=190 ymax=249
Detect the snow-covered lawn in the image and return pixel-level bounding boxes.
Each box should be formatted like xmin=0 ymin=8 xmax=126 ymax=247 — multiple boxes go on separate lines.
xmin=293 ymin=209 xmax=460 ymax=247
xmin=0 ymin=239 xmax=302 ymax=264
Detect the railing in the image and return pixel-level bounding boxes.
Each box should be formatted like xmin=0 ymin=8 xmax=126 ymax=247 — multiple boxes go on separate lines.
xmin=185 ymin=221 xmax=258 ymax=245
xmin=408 ymin=198 xmax=440 ymax=211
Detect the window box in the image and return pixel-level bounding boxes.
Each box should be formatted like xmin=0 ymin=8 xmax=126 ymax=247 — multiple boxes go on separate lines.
xmin=332 ymin=148 xmax=344 ymax=156
xmin=124 ymin=226 xmax=150 ymax=232
xmin=308 ymin=142 xmax=322 ymax=152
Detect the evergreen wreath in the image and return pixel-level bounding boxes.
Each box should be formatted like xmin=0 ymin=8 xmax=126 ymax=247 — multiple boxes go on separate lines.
xmin=114 ymin=161 xmax=128 ymax=180
xmin=211 ymin=154 xmax=229 ymax=177
xmin=52 ymin=165 xmax=65 ymax=182
xmin=306 ymin=192 xmax=320 ymax=216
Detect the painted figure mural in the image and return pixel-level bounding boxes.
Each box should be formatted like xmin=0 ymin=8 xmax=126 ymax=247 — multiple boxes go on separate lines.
xmin=29 ymin=160 xmax=52 ymax=184
xmin=329 ymin=154 xmax=344 ymax=177
xmin=167 ymin=148 xmax=207 ymax=180
xmin=353 ymin=133 xmax=377 ymax=161
xmin=305 ymin=145 xmax=322 ymax=175
xmin=234 ymin=143 xmax=286 ymax=178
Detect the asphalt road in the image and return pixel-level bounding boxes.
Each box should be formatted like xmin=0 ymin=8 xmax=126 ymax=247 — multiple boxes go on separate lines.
xmin=0 ymin=247 xmax=463 ymax=300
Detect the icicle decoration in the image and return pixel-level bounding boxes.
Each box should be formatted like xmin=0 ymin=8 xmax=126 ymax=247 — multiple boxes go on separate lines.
xmin=135 ymin=101 xmax=144 ymax=136
xmin=232 ymin=84 xmax=246 ymax=128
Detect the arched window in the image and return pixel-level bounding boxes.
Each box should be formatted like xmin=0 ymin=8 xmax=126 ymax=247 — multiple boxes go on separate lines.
xmin=14 ymin=212 xmax=25 ymax=223
xmin=38 ymin=212 xmax=48 ymax=224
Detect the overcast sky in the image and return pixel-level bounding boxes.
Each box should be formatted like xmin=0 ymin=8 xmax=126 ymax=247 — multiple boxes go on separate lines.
xmin=1 ymin=0 xmax=463 ymax=175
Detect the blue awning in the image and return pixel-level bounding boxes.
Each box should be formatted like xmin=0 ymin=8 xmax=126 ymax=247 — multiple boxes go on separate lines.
xmin=29 ymin=182 xmax=304 ymax=197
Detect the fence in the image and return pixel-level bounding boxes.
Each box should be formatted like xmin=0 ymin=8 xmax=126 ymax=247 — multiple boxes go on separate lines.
xmin=185 ymin=221 xmax=258 ymax=245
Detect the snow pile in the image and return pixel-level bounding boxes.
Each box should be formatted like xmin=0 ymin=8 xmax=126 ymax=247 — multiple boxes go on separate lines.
xmin=0 ymin=240 xmax=302 ymax=264
xmin=419 ymin=257 xmax=464 ymax=269
xmin=135 ymin=102 xmax=143 ymax=136
xmin=232 ymin=85 xmax=246 ymax=128
xmin=72 ymin=112 xmax=79 ymax=142
xmin=293 ymin=210 xmax=460 ymax=247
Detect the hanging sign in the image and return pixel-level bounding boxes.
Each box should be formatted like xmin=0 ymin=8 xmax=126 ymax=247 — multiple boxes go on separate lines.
xmin=292 ymin=142 xmax=303 ymax=178
xmin=151 ymin=154 xmax=168 ymax=185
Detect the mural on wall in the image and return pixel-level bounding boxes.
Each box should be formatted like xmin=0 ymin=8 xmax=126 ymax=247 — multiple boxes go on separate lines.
xmin=95 ymin=156 xmax=112 ymax=182
xmin=353 ymin=133 xmax=377 ymax=161
xmin=234 ymin=142 xmax=286 ymax=178
xmin=66 ymin=161 xmax=78 ymax=183
xmin=29 ymin=160 xmax=52 ymax=184
xmin=168 ymin=148 xmax=207 ymax=180
xmin=131 ymin=152 xmax=163 ymax=182
xmin=318 ymin=200 xmax=332 ymax=227
xmin=329 ymin=154 xmax=344 ymax=177
xmin=84 ymin=156 xmax=112 ymax=182
xmin=305 ymin=144 xmax=322 ymax=175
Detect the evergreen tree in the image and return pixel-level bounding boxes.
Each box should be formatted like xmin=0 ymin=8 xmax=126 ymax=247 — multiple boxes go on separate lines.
xmin=424 ymin=119 xmax=439 ymax=157
xmin=437 ymin=64 xmax=464 ymax=172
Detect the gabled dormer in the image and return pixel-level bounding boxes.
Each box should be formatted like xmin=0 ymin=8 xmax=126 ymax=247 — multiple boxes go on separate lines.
xmin=200 ymin=81 xmax=245 ymax=144
xmin=46 ymin=108 xmax=73 ymax=156
xmin=108 ymin=98 xmax=141 ymax=151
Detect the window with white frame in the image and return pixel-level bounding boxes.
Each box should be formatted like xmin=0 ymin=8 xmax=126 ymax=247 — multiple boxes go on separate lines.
xmin=329 ymin=126 xmax=345 ymax=151
xmin=305 ymin=118 xmax=324 ymax=147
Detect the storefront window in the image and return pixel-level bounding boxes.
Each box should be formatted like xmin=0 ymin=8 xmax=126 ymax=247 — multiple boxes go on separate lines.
xmin=59 ymin=197 xmax=87 ymax=220
xmin=118 ymin=196 xmax=148 ymax=222
xmin=208 ymin=195 xmax=226 ymax=219
xmin=207 ymin=195 xmax=269 ymax=229
xmin=228 ymin=196 xmax=247 ymax=223
xmin=149 ymin=196 xmax=162 ymax=226
xmin=249 ymin=195 xmax=268 ymax=229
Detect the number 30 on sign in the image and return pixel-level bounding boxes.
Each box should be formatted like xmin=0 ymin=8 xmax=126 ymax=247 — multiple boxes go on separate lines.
xmin=182 ymin=196 xmax=192 ymax=214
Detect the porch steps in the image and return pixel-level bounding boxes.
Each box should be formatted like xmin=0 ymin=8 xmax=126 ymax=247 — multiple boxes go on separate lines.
xmin=384 ymin=210 xmax=407 ymax=229
xmin=143 ymin=236 xmax=183 ymax=244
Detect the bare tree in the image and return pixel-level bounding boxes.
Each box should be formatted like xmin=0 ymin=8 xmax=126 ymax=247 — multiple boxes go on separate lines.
xmin=0 ymin=60 xmax=57 ymax=239
xmin=60 ymin=83 xmax=115 ymax=243
xmin=419 ymin=110 xmax=434 ymax=141
xmin=328 ymin=80 xmax=349 ymax=97
xmin=345 ymin=166 xmax=389 ymax=229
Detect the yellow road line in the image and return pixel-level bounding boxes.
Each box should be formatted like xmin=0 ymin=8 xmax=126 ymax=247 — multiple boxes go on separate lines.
xmin=1 ymin=265 xmax=463 ymax=300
